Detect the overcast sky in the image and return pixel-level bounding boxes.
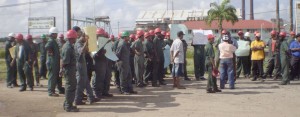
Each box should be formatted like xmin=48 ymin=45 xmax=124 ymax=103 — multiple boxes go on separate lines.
xmin=0 ymin=0 xmax=291 ymax=37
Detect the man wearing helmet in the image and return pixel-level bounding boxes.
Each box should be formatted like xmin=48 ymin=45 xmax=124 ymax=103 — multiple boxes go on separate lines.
xmin=61 ymin=30 xmax=79 ymax=112
xmin=116 ymin=31 xmax=137 ymax=95
xmin=25 ymin=35 xmax=40 ymax=87
xmin=264 ymin=30 xmax=281 ymax=80
xmin=12 ymin=34 xmax=32 ymax=91
xmin=236 ymin=31 xmax=251 ymax=79
xmin=279 ymin=32 xmax=291 ymax=85
xmin=45 ymin=27 xmax=61 ymax=97
xmin=5 ymin=33 xmax=18 ymax=88
xmin=39 ymin=34 xmax=48 ymax=80
xmin=251 ymin=33 xmax=266 ymax=81
xmin=131 ymin=30 xmax=146 ymax=87
xmin=143 ymin=32 xmax=154 ymax=85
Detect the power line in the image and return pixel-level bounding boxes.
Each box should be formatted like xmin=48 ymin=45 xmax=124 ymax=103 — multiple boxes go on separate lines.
xmin=0 ymin=0 xmax=58 ymax=8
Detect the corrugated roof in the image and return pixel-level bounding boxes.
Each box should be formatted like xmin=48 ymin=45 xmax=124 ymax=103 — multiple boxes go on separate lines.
xmin=183 ymin=20 xmax=276 ymax=30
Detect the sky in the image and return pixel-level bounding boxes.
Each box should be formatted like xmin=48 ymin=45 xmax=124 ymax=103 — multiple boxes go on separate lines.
xmin=0 ymin=0 xmax=292 ymax=37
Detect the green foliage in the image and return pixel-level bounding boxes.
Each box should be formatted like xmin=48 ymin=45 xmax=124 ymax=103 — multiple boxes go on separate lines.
xmin=205 ymin=0 xmax=239 ymax=31
xmin=0 ymin=49 xmax=5 ymax=59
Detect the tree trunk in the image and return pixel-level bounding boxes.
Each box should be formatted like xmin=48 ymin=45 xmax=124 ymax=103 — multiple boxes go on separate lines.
xmin=218 ymin=20 xmax=223 ymax=38
xmin=276 ymin=0 xmax=280 ymax=31
xmin=290 ymin=0 xmax=294 ymax=31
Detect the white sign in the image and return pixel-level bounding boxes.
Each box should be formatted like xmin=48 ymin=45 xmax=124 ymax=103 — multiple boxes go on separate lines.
xmin=192 ymin=30 xmax=213 ymax=45
xmin=104 ymin=41 xmax=119 ymax=61
xmin=28 ymin=17 xmax=55 ymax=29
xmin=169 ymin=24 xmax=191 ymax=41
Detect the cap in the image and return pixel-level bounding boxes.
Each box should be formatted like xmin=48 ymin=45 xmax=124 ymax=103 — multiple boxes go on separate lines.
xmin=177 ymin=31 xmax=185 ymax=36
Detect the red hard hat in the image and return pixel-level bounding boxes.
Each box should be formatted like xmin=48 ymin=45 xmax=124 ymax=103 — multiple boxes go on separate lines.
xmin=290 ymin=31 xmax=296 ymax=35
xmin=254 ymin=31 xmax=259 ymax=34
xmin=154 ymin=28 xmax=161 ymax=33
xmin=149 ymin=30 xmax=155 ymax=36
xmin=144 ymin=32 xmax=150 ymax=38
xmin=135 ymin=35 xmax=139 ymax=40
xmin=280 ymin=32 xmax=287 ymax=37
xmin=207 ymin=34 xmax=215 ymax=39
xmin=25 ymin=34 xmax=32 ymax=40
xmin=105 ymin=32 xmax=109 ymax=38
xmin=96 ymin=28 xmax=105 ymax=35
xmin=110 ymin=34 xmax=115 ymax=39
xmin=161 ymin=31 xmax=166 ymax=35
xmin=129 ymin=34 xmax=135 ymax=39
xmin=166 ymin=32 xmax=170 ymax=36
xmin=270 ymin=30 xmax=277 ymax=35
xmin=118 ymin=32 xmax=122 ymax=39
xmin=136 ymin=30 xmax=144 ymax=37
xmin=221 ymin=30 xmax=227 ymax=34
xmin=255 ymin=33 xmax=261 ymax=37
xmin=66 ymin=30 xmax=78 ymax=39
xmin=238 ymin=31 xmax=244 ymax=35
xmin=15 ymin=33 xmax=23 ymax=41
xmin=58 ymin=34 xmax=64 ymax=38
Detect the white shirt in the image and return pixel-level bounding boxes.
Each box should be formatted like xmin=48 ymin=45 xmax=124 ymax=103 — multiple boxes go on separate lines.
xmin=218 ymin=42 xmax=237 ymax=59
xmin=170 ymin=38 xmax=184 ymax=63
xmin=18 ymin=45 xmax=23 ymax=59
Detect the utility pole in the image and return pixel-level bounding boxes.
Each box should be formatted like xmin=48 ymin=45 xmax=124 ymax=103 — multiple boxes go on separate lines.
xmin=118 ymin=21 xmax=119 ymax=34
xmin=276 ymin=0 xmax=280 ymax=31
xmin=28 ymin=0 xmax=31 ymax=34
xmin=250 ymin=0 xmax=254 ymax=20
xmin=67 ymin=0 xmax=71 ymax=30
xmin=290 ymin=0 xmax=294 ymax=31
xmin=242 ymin=0 xmax=245 ymax=20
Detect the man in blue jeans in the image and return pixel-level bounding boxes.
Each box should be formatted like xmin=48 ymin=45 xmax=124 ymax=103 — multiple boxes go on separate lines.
xmin=218 ymin=35 xmax=237 ymax=89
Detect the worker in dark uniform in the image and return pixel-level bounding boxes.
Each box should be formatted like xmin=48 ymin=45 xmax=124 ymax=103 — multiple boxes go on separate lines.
xmin=57 ymin=33 xmax=66 ymax=94
xmin=279 ymin=32 xmax=291 ymax=85
xmin=116 ymin=31 xmax=138 ymax=95
xmin=45 ymin=27 xmax=61 ymax=97
xmin=129 ymin=34 xmax=136 ymax=84
xmin=143 ymin=32 xmax=154 ymax=85
xmin=131 ymin=30 xmax=145 ymax=87
xmin=164 ymin=32 xmax=173 ymax=74
xmin=61 ymin=30 xmax=79 ymax=112
xmin=39 ymin=34 xmax=48 ymax=80
xmin=13 ymin=34 xmax=32 ymax=91
xmin=5 ymin=33 xmax=18 ymax=88
xmin=112 ymin=34 xmax=120 ymax=88
xmin=25 ymin=35 xmax=40 ymax=87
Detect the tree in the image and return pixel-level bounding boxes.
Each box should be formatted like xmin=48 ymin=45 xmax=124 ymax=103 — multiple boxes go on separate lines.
xmin=205 ymin=0 xmax=239 ymax=34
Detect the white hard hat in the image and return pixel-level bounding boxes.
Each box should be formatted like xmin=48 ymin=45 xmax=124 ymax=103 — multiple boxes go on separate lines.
xmin=244 ymin=32 xmax=250 ymax=37
xmin=49 ymin=27 xmax=58 ymax=34
xmin=222 ymin=35 xmax=229 ymax=41
xmin=8 ymin=33 xmax=15 ymax=37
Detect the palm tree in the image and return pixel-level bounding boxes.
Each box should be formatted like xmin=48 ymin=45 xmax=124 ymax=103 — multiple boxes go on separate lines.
xmin=205 ymin=0 xmax=239 ymax=33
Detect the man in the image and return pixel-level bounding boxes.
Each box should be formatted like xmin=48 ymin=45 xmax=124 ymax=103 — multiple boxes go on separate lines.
xmin=289 ymin=33 xmax=300 ymax=81
xmin=61 ymin=30 xmax=79 ymax=112
xmin=181 ymin=39 xmax=191 ymax=81
xmin=39 ymin=34 xmax=48 ymax=80
xmin=244 ymin=32 xmax=252 ymax=77
xmin=74 ymin=30 xmax=100 ymax=105
xmin=12 ymin=34 xmax=32 ymax=91
xmin=170 ymin=31 xmax=186 ymax=89
xmin=164 ymin=32 xmax=173 ymax=73
xmin=143 ymin=32 xmax=154 ymax=86
xmin=205 ymin=34 xmax=221 ymax=93
xmin=131 ymin=30 xmax=145 ymax=87
xmin=236 ymin=31 xmax=251 ymax=78
xmin=25 ymin=35 xmax=40 ymax=87
xmin=279 ymin=32 xmax=291 ymax=85
xmin=288 ymin=31 xmax=296 ymax=45
xmin=93 ymin=28 xmax=113 ymax=98
xmin=45 ymin=27 xmax=61 ymax=97
xmin=116 ymin=31 xmax=138 ymax=95
xmin=5 ymin=33 xmax=18 ymax=88
xmin=152 ymin=28 xmax=167 ymax=86
xmin=264 ymin=30 xmax=281 ymax=79
xmin=129 ymin=34 xmax=136 ymax=84
xmin=251 ymin=33 xmax=266 ymax=81
xmin=57 ymin=33 xmax=66 ymax=94
xmin=219 ymin=34 xmax=237 ymax=89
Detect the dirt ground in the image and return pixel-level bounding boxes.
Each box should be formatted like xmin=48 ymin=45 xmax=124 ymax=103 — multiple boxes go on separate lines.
xmin=1 ymin=77 xmax=300 ymax=117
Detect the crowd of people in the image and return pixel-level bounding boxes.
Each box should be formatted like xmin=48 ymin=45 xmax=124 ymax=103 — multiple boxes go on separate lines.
xmin=4 ymin=25 xmax=299 ymax=112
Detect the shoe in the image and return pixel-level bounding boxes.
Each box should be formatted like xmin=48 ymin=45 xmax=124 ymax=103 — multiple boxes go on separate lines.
xmin=19 ymin=87 xmax=26 ymax=92
xmin=229 ymin=87 xmax=235 ymax=90
xmin=251 ymin=78 xmax=257 ymax=81
xmin=123 ymin=92 xmax=131 ymax=95
xmin=279 ymin=81 xmax=290 ymax=85
xmin=102 ymin=93 xmax=113 ymax=97
xmin=195 ymin=78 xmax=200 ymax=81
xmin=49 ymin=93 xmax=59 ymax=97
xmin=7 ymin=84 xmax=13 ymax=88
xmin=177 ymin=85 xmax=186 ymax=89
xmin=59 ymin=87 xmax=65 ymax=94
xmin=75 ymin=101 xmax=86 ymax=105
xmin=152 ymin=84 xmax=160 ymax=87
xmin=184 ymin=78 xmax=191 ymax=81
xmin=159 ymin=82 xmax=167 ymax=85
xmin=206 ymin=89 xmax=216 ymax=93
xmin=136 ymin=83 xmax=144 ymax=88
xmin=199 ymin=77 xmax=206 ymax=80
xmin=12 ymin=84 xmax=19 ymax=87
xmin=214 ymin=89 xmax=222 ymax=92
xmin=65 ymin=107 xmax=79 ymax=112
xmin=30 ymin=87 xmax=34 ymax=91
xmin=129 ymin=91 xmax=138 ymax=94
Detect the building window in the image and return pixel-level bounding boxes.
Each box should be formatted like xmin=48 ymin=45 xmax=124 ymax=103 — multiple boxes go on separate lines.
xmin=231 ymin=29 xmax=238 ymax=33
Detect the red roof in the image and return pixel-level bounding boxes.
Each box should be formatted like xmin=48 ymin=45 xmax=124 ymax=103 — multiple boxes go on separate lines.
xmin=183 ymin=20 xmax=276 ymax=30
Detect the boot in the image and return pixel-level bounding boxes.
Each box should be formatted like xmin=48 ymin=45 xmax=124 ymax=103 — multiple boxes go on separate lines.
xmin=176 ymin=78 xmax=186 ymax=89
xmin=173 ymin=78 xmax=177 ymax=88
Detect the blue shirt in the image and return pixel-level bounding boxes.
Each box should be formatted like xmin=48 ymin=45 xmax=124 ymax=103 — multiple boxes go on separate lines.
xmin=289 ymin=41 xmax=300 ymax=57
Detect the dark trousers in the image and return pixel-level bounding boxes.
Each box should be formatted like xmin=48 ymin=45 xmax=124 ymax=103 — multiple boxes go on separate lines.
xmin=236 ymin=56 xmax=251 ymax=77
xmin=252 ymin=60 xmax=264 ymax=79
xmin=144 ymin=58 xmax=153 ymax=83
xmin=265 ymin=55 xmax=281 ymax=78
xmin=39 ymin=59 xmax=47 ymax=78
xmin=6 ymin=60 xmax=17 ymax=86
xmin=194 ymin=45 xmax=206 ymax=79
xmin=290 ymin=56 xmax=300 ymax=80
xmin=152 ymin=59 xmax=164 ymax=84
xmin=184 ymin=60 xmax=188 ymax=78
